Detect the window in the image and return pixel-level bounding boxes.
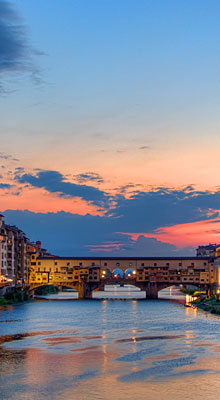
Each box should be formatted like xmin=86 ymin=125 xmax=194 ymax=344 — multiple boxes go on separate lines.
xmin=31 ymin=262 xmax=36 ymax=266
xmin=179 ymin=263 xmax=182 ymax=267
xmin=204 ymin=262 xmax=207 ymax=266
xmin=92 ymin=262 xmax=95 ymax=266
xmin=191 ymin=263 xmax=194 ymax=266
xmin=104 ymin=262 xmax=107 ymax=266
xmin=154 ymin=263 xmax=157 ymax=266
xmin=38 ymin=262 xmax=41 ymax=265
xmin=141 ymin=263 xmax=144 ymax=267
xmin=116 ymin=263 xmax=120 ymax=266
xmin=54 ymin=262 xmax=57 ymax=266
xmin=166 ymin=263 xmax=169 ymax=266
xmin=79 ymin=262 xmax=82 ymax=266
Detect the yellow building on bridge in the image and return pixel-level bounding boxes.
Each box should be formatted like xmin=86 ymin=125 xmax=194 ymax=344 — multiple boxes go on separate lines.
xmin=28 ymin=254 xmax=216 ymax=299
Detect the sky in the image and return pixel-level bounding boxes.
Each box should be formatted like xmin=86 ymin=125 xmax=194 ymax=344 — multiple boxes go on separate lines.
xmin=1 ymin=0 xmax=220 ymax=256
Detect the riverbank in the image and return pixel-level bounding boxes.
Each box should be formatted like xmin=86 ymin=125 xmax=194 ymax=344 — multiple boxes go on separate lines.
xmin=192 ymin=297 xmax=220 ymax=315
xmin=0 ymin=290 xmax=31 ymax=306
xmin=180 ymin=289 xmax=220 ymax=315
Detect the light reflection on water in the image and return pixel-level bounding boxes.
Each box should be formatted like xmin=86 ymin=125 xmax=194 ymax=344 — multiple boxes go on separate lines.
xmin=1 ymin=291 xmax=220 ymax=400
xmin=35 ymin=286 xmax=186 ymax=300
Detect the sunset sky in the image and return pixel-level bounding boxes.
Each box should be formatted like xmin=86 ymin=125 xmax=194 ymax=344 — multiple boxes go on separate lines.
xmin=1 ymin=0 xmax=220 ymax=255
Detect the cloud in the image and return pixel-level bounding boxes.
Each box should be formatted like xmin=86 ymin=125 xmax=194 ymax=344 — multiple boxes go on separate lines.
xmin=135 ymin=218 xmax=220 ymax=248
xmin=112 ymin=187 xmax=220 ymax=232
xmin=0 ymin=0 xmax=41 ymax=89
xmin=3 ymin=183 xmax=220 ymax=256
xmin=73 ymin=172 xmax=104 ymax=184
xmin=16 ymin=170 xmax=110 ymax=207
xmin=0 ymin=152 xmax=19 ymax=161
xmin=0 ymin=183 xmax=11 ymax=189
xmin=139 ymin=146 xmax=150 ymax=150
xmin=1 ymin=210 xmax=195 ymax=256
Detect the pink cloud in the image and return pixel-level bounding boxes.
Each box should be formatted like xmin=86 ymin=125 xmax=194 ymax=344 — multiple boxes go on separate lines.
xmin=85 ymin=241 xmax=124 ymax=252
xmin=118 ymin=217 xmax=220 ymax=248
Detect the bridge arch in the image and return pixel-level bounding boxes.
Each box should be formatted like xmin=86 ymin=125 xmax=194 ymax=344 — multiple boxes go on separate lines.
xmin=125 ymin=268 xmax=136 ymax=278
xmin=100 ymin=268 xmax=112 ymax=278
xmin=28 ymin=282 xmax=79 ymax=296
xmin=112 ymin=268 xmax=124 ymax=278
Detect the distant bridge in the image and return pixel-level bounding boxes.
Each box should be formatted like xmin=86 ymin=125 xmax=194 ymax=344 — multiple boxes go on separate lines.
xmin=27 ymin=255 xmax=216 ymax=299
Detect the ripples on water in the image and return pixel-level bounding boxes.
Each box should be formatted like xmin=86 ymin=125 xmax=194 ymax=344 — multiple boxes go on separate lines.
xmin=0 ymin=288 xmax=220 ymax=400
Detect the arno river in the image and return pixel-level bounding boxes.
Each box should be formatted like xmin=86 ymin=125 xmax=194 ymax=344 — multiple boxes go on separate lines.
xmin=1 ymin=289 xmax=220 ymax=400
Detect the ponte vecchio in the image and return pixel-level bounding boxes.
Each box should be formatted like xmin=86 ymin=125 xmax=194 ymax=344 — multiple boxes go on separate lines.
xmin=28 ymin=255 xmax=216 ymax=299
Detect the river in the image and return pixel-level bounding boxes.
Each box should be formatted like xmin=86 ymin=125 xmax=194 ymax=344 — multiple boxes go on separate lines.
xmin=0 ymin=288 xmax=220 ymax=400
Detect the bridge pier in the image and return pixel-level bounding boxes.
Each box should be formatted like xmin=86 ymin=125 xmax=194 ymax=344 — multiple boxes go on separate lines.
xmin=145 ymin=283 xmax=158 ymax=299
xmin=78 ymin=281 xmax=93 ymax=300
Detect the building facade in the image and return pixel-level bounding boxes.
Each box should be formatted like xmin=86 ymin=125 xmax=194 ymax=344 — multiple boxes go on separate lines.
xmin=0 ymin=215 xmax=41 ymax=287
xmin=28 ymin=255 xmax=216 ymax=298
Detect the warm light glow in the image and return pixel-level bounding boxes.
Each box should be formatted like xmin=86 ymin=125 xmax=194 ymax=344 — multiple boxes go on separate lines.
xmin=118 ymin=216 xmax=220 ymax=248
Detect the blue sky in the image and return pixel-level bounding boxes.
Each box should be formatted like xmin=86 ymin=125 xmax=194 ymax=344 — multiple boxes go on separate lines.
xmin=1 ymin=0 xmax=220 ymax=255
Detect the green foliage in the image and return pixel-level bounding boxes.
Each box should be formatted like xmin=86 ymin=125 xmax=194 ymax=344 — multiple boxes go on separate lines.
xmin=181 ymin=289 xmax=206 ymax=296
xmin=181 ymin=288 xmax=196 ymax=295
xmin=34 ymin=285 xmax=59 ymax=295
xmin=1 ymin=290 xmax=30 ymax=305
xmin=0 ymin=296 xmax=7 ymax=305
xmin=192 ymin=298 xmax=201 ymax=304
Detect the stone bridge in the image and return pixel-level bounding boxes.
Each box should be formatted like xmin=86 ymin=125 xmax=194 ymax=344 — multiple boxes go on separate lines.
xmin=27 ymin=255 xmax=216 ymax=299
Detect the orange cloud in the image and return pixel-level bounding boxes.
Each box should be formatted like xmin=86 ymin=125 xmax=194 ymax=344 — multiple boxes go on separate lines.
xmin=119 ymin=217 xmax=220 ymax=248
xmin=0 ymin=187 xmax=103 ymax=216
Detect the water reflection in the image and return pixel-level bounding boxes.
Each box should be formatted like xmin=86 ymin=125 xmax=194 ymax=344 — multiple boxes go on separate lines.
xmin=1 ymin=298 xmax=220 ymax=400
xmin=35 ymin=286 xmax=186 ymax=300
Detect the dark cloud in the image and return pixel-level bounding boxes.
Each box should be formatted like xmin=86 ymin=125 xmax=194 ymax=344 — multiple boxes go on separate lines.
xmin=16 ymin=170 xmax=110 ymax=207
xmin=73 ymin=172 xmax=104 ymax=184
xmin=0 ymin=0 xmax=41 ymax=89
xmin=0 ymin=183 xmax=11 ymax=188
xmin=139 ymin=146 xmax=150 ymax=150
xmin=1 ymin=210 xmax=195 ymax=257
xmin=112 ymin=187 xmax=220 ymax=231
xmin=14 ymin=166 xmax=24 ymax=172
xmin=3 ymin=184 xmax=220 ymax=256
xmin=0 ymin=152 xmax=19 ymax=161
xmin=113 ymin=235 xmax=194 ymax=257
